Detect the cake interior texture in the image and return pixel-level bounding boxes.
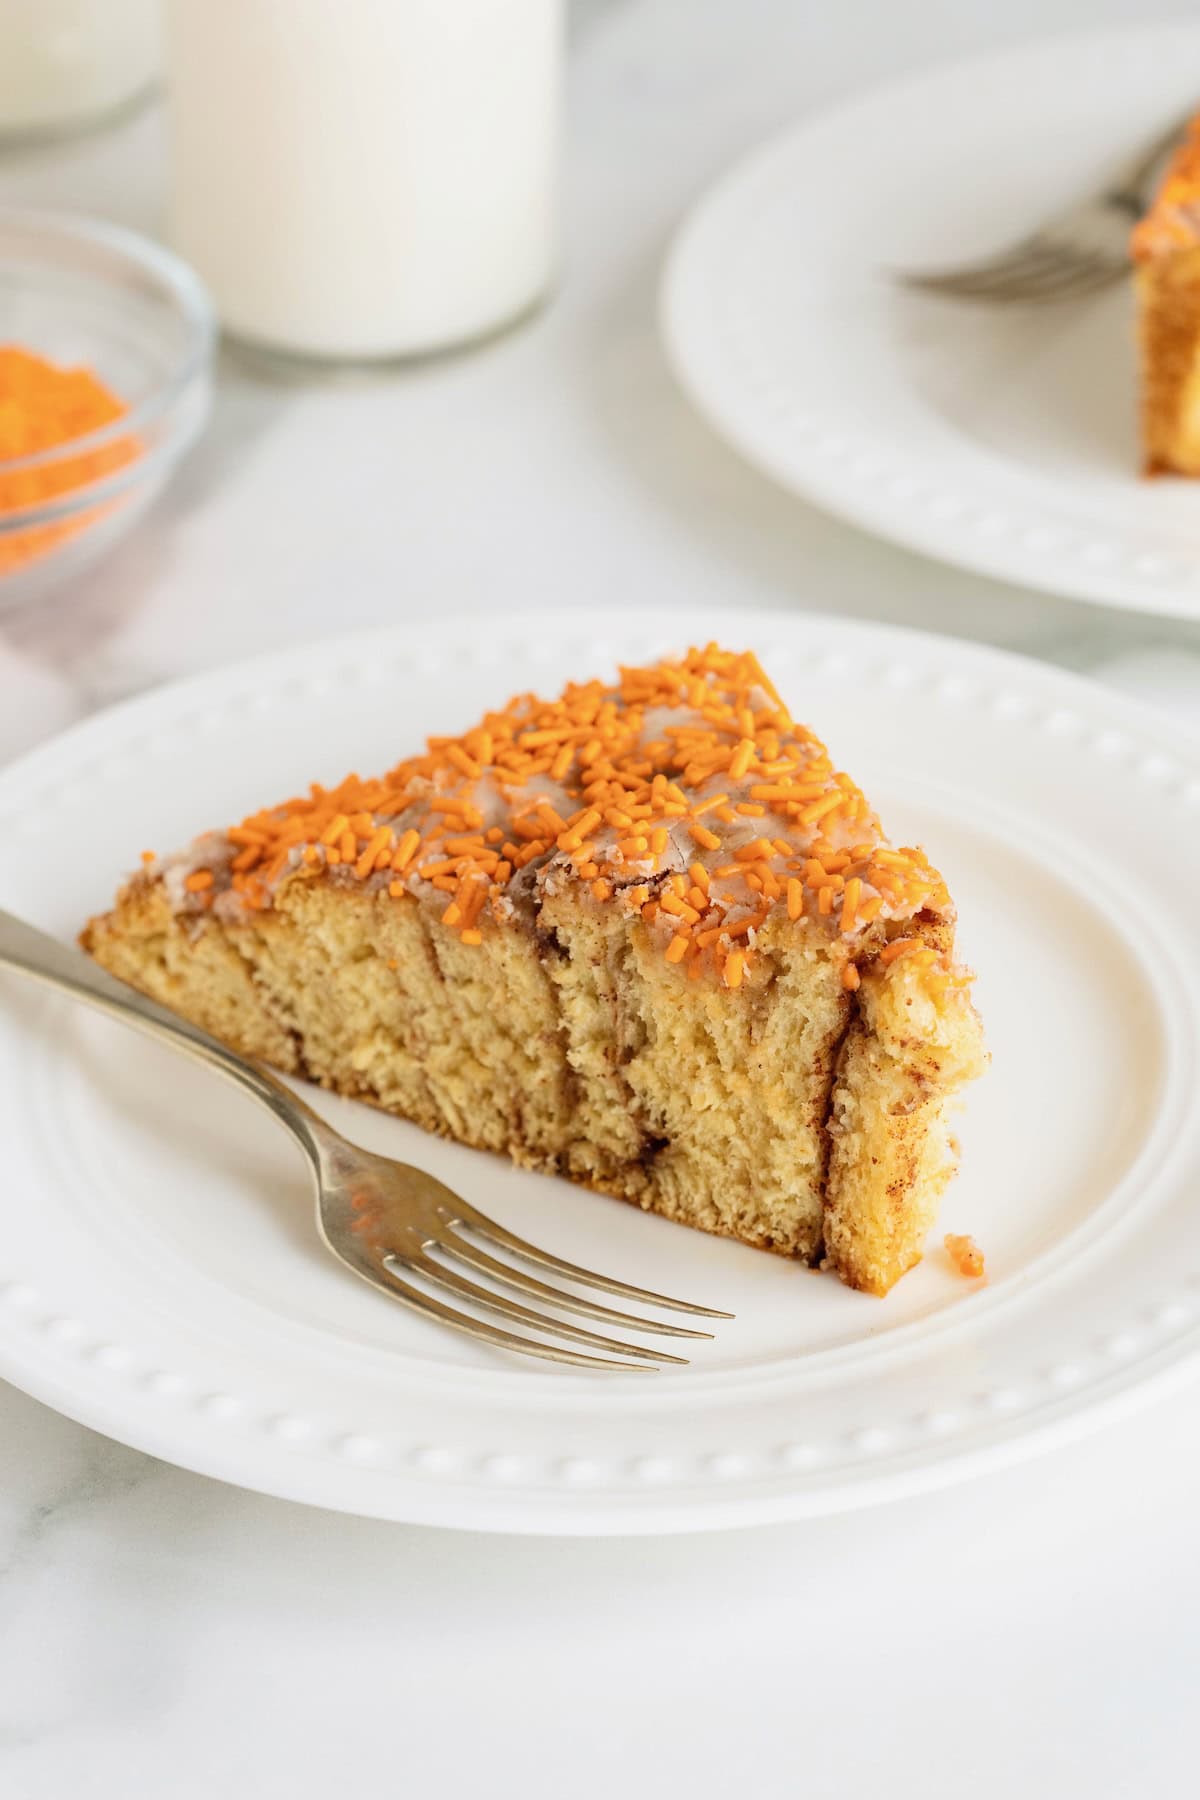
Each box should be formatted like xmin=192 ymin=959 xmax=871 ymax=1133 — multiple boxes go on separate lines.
xmin=83 ymin=646 xmax=986 ymax=1296
xmin=1133 ymin=115 xmax=1200 ymax=476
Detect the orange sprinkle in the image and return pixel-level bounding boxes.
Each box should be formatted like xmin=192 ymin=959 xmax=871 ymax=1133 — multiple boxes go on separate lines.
xmin=460 ymin=928 xmax=483 ymax=946
xmin=879 ymin=936 xmax=920 ymax=965
xmin=728 ymin=740 xmax=755 ymax=780
xmin=724 ymin=949 xmax=746 ymax=989
xmin=786 ymin=878 xmax=803 ymax=921
xmin=391 ymin=828 xmax=421 ymax=872
xmin=665 ymin=933 xmax=689 ymax=964
xmin=558 ymin=807 xmax=601 ymax=851
xmin=690 ymin=823 xmax=721 ymax=851
xmin=691 ymin=793 xmax=729 ymax=818
xmin=184 ymin=870 xmax=213 ymax=892
xmin=354 ymin=826 xmax=393 ymax=880
xmin=842 ymin=963 xmax=861 ymax=991
xmin=724 ymin=910 xmax=768 ymax=939
xmin=799 ymin=791 xmax=843 ymax=826
xmin=840 ymin=876 xmax=863 ymax=934
xmin=945 ymin=1233 xmax=985 ymax=1279
xmin=445 ymin=744 xmax=481 ymax=779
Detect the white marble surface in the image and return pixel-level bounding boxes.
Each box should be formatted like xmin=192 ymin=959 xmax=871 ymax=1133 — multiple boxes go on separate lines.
xmin=2 ymin=1 xmax=1199 ymax=1794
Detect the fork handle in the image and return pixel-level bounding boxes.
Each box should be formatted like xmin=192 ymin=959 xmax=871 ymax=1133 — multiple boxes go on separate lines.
xmin=0 ymin=906 xmax=327 ymax=1163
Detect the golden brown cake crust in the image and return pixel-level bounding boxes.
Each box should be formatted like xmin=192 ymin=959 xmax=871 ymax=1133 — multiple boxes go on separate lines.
xmin=1132 ymin=118 xmax=1200 ymax=476
xmin=82 ymin=648 xmax=986 ymax=1294
xmin=1132 ymin=119 xmax=1200 ymax=264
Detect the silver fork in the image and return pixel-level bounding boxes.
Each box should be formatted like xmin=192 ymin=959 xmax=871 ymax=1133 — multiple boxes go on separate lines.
xmin=897 ymin=112 xmax=1189 ymax=304
xmin=0 ymin=909 xmax=729 ymax=1372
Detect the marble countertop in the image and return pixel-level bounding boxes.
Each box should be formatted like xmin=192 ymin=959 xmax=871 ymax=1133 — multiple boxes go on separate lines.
xmin=2 ymin=2 xmax=1198 ymax=1794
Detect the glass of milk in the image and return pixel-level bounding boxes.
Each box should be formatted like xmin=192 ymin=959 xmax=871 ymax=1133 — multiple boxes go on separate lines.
xmin=0 ymin=0 xmax=161 ymax=143
xmin=165 ymin=0 xmax=563 ymax=363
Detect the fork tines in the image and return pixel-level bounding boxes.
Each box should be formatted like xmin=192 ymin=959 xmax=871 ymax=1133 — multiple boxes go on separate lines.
xmin=380 ymin=1199 xmax=734 ymax=1373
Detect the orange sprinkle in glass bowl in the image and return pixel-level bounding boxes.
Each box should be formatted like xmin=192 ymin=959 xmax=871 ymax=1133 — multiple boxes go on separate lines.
xmin=0 ymin=207 xmax=214 ymax=614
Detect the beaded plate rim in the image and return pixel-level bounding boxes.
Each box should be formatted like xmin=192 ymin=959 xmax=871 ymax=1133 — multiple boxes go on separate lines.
xmin=0 ymin=606 xmax=1198 ymax=1534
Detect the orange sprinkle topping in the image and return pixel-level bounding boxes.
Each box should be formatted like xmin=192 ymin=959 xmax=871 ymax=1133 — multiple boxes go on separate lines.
xmin=160 ymin=646 xmax=954 ymax=984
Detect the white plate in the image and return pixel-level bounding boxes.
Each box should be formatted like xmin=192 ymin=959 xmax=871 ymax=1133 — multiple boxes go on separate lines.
xmin=1 ymin=608 xmax=1199 ymax=1535
xmin=661 ymin=24 xmax=1200 ymax=619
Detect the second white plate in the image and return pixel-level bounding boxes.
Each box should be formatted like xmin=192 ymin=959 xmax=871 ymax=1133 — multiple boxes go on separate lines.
xmin=1 ymin=607 xmax=1199 ymax=1533
xmin=662 ymin=23 xmax=1200 ymax=618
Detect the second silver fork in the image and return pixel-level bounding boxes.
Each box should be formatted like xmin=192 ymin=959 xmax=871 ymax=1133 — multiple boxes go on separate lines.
xmin=897 ymin=111 xmax=1188 ymax=304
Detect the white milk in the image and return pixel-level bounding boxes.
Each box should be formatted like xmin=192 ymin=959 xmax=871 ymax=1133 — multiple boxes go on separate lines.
xmin=165 ymin=0 xmax=562 ymax=361
xmin=0 ymin=0 xmax=161 ymax=140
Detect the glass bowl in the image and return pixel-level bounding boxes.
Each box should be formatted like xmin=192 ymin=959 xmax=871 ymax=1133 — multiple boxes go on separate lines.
xmin=0 ymin=206 xmax=215 ymax=614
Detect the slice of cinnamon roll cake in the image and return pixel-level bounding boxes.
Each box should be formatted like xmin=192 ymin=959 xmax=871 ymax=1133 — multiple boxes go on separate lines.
xmin=83 ymin=645 xmax=986 ymax=1295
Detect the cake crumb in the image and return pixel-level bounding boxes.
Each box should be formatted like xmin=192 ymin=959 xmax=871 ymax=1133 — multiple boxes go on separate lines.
xmin=944 ymin=1233 xmax=985 ymax=1279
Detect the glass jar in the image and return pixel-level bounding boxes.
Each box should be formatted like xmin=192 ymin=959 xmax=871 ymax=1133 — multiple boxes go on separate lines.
xmin=0 ymin=0 xmax=161 ymax=144
xmin=165 ymin=0 xmax=562 ymax=362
